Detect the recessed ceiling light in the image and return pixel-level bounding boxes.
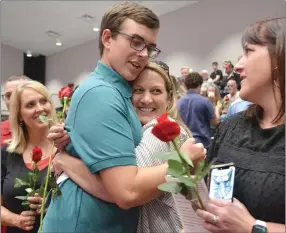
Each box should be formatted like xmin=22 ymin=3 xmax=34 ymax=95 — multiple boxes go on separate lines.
xmin=93 ymin=27 xmax=99 ymax=32
xmin=56 ymin=39 xmax=62 ymax=46
xmin=26 ymin=51 xmax=32 ymax=57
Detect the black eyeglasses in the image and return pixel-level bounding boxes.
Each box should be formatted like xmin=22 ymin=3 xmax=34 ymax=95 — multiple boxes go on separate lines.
xmin=113 ymin=31 xmax=161 ymax=59
xmin=152 ymin=60 xmax=170 ymax=76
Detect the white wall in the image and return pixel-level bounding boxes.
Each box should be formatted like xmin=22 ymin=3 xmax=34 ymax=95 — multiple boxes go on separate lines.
xmin=1 ymin=44 xmax=23 ymax=82
xmin=45 ymin=0 xmax=285 ymax=97
xmin=1 ymin=44 xmax=24 ymax=111
xmin=157 ymin=0 xmax=285 ymax=76
xmin=46 ymin=39 xmax=100 ymax=106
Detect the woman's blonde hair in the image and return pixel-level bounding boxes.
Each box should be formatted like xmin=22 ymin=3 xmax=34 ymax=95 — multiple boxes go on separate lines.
xmin=7 ymin=81 xmax=57 ymax=154
xmin=145 ymin=62 xmax=192 ymax=137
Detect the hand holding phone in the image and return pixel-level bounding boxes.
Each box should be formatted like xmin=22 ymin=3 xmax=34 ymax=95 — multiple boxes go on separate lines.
xmin=209 ymin=163 xmax=235 ymax=202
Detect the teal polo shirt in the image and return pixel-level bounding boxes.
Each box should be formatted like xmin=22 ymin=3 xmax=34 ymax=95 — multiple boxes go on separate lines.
xmin=42 ymin=61 xmax=142 ymax=233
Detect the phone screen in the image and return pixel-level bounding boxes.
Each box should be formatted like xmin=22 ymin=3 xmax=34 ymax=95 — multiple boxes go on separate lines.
xmin=209 ymin=165 xmax=235 ymax=201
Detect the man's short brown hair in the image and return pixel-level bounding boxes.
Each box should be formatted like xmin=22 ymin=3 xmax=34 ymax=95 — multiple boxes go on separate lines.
xmin=99 ymin=2 xmax=160 ymax=56
xmin=184 ymin=72 xmax=203 ymax=89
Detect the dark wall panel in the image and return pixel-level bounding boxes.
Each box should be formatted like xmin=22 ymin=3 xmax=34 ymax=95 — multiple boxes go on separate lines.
xmin=23 ymin=54 xmax=46 ymax=84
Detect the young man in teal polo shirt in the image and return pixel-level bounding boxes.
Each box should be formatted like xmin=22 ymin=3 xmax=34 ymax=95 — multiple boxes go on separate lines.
xmin=42 ymin=2 xmax=170 ymax=232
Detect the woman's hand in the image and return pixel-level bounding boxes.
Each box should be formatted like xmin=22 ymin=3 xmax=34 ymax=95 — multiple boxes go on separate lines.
xmin=27 ymin=194 xmax=44 ymax=215
xmin=14 ymin=210 xmax=36 ymax=231
xmin=180 ymin=138 xmax=206 ymax=164
xmin=47 ymin=123 xmax=70 ymax=151
xmin=196 ymin=198 xmax=255 ymax=233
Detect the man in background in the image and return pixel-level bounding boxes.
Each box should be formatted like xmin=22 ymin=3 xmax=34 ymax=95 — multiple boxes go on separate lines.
xmin=178 ymin=66 xmax=190 ymax=85
xmin=1 ymin=75 xmax=31 ymax=145
xmin=178 ymin=72 xmax=221 ymax=149
xmin=220 ymin=61 xmax=241 ymax=96
xmin=226 ymin=79 xmax=240 ymax=103
xmin=210 ymin=61 xmax=223 ymax=86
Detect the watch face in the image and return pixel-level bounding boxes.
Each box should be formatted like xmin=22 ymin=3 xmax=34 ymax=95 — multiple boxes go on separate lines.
xmin=252 ymin=225 xmax=267 ymax=233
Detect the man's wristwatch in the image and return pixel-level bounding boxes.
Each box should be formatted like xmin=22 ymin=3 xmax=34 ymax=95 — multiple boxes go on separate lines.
xmin=251 ymin=220 xmax=267 ymax=233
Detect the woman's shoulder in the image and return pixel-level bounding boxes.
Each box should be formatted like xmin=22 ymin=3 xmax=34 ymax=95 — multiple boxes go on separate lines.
xmin=217 ymin=113 xmax=248 ymax=133
xmin=1 ymin=144 xmax=21 ymax=160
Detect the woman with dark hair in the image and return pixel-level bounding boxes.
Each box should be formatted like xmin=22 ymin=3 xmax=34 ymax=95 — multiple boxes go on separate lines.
xmin=196 ymin=17 xmax=285 ymax=233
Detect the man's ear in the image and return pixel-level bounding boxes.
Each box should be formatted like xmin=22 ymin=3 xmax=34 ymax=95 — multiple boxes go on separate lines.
xmin=101 ymin=29 xmax=113 ymax=51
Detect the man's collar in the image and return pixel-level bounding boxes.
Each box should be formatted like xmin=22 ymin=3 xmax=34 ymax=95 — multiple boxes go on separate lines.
xmin=94 ymin=61 xmax=132 ymax=98
xmin=187 ymin=90 xmax=199 ymax=94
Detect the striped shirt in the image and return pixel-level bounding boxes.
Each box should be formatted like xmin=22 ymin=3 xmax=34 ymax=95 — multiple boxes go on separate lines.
xmin=136 ymin=118 xmax=189 ymax=233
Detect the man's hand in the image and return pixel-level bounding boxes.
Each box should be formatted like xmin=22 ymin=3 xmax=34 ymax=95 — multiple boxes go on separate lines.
xmin=47 ymin=123 xmax=70 ymax=151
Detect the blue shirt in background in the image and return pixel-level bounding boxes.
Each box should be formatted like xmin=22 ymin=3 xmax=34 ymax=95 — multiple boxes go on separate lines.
xmin=227 ymin=98 xmax=252 ymax=117
xmin=178 ymin=90 xmax=215 ymax=148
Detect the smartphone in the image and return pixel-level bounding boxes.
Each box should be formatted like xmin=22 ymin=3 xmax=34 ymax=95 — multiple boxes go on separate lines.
xmin=209 ymin=163 xmax=235 ymax=202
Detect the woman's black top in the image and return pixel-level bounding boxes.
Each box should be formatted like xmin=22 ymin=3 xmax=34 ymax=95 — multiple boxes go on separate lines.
xmin=207 ymin=114 xmax=285 ymax=224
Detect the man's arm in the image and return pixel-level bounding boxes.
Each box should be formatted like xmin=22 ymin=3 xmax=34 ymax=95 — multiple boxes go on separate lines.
xmin=53 ymin=152 xmax=114 ymax=203
xmin=68 ymin=86 xmax=169 ymax=209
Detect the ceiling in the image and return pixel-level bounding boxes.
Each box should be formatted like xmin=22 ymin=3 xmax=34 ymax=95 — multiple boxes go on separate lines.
xmin=1 ymin=1 xmax=198 ymax=56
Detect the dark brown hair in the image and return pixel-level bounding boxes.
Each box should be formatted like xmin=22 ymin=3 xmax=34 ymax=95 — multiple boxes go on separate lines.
xmin=99 ymin=2 xmax=159 ymax=57
xmin=184 ymin=72 xmax=203 ymax=89
xmin=242 ymin=17 xmax=285 ymax=124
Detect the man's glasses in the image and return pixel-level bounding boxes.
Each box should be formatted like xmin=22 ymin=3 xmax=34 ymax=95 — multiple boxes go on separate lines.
xmin=113 ymin=31 xmax=161 ymax=59
xmin=1 ymin=92 xmax=12 ymax=101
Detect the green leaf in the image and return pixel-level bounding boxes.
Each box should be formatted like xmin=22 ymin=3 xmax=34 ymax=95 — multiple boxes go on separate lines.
xmin=25 ymin=188 xmax=33 ymax=193
xmin=21 ymin=201 xmax=30 ymax=206
xmin=14 ymin=178 xmax=30 ymax=188
xmin=15 ymin=196 xmax=27 ymax=200
xmin=154 ymin=151 xmax=182 ymax=163
xmin=38 ymin=115 xmax=53 ymax=123
xmin=194 ymin=161 xmax=213 ymax=182
xmin=167 ymin=160 xmax=186 ymax=176
xmin=178 ymin=176 xmax=196 ymax=188
xmin=195 ymin=160 xmax=205 ymax=175
xmin=57 ymin=111 xmax=64 ymax=119
xmin=180 ymin=152 xmax=194 ymax=167
xmin=158 ymin=182 xmax=182 ymax=194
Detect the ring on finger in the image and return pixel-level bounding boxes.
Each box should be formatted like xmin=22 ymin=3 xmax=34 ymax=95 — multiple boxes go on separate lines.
xmin=211 ymin=215 xmax=219 ymax=225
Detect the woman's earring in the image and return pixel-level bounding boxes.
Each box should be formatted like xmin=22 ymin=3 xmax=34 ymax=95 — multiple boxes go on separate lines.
xmin=19 ymin=121 xmax=23 ymax=127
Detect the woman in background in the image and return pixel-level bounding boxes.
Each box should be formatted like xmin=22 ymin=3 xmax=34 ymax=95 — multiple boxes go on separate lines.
xmin=1 ymin=81 xmax=57 ymax=233
xmin=197 ymin=17 xmax=285 ymax=233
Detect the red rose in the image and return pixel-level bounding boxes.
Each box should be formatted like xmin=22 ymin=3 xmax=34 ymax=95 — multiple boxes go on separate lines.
xmin=157 ymin=112 xmax=168 ymax=123
xmin=32 ymin=147 xmax=42 ymax=163
xmin=224 ymin=95 xmax=230 ymax=102
xmin=151 ymin=114 xmax=181 ymax=142
xmin=58 ymin=86 xmax=72 ymax=98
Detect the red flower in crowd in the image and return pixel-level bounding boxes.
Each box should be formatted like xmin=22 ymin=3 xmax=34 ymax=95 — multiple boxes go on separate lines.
xmin=152 ymin=113 xmax=181 ymax=142
xmin=32 ymin=147 xmax=42 ymax=163
xmin=224 ymin=95 xmax=230 ymax=102
xmin=58 ymin=86 xmax=73 ymax=98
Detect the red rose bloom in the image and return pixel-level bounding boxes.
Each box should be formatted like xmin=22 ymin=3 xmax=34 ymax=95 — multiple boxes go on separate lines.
xmin=58 ymin=86 xmax=72 ymax=98
xmin=32 ymin=147 xmax=42 ymax=163
xmin=224 ymin=95 xmax=230 ymax=102
xmin=151 ymin=113 xmax=181 ymax=142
